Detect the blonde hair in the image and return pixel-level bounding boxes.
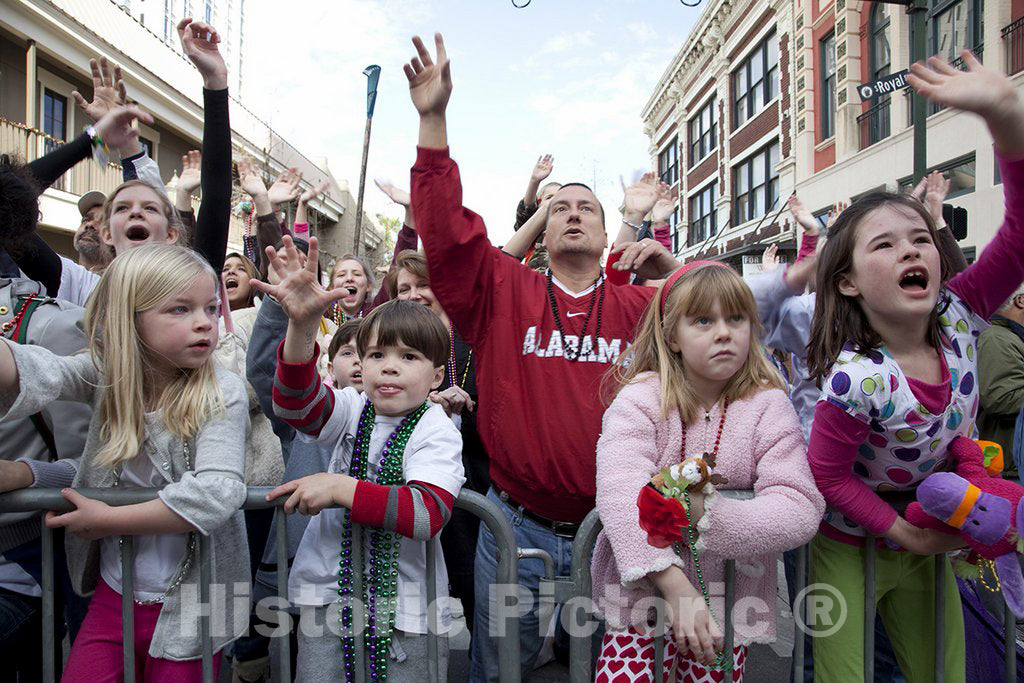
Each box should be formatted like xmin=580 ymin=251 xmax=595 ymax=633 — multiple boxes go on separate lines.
xmin=84 ymin=244 xmax=224 ymax=468
xmin=606 ymin=265 xmax=783 ymax=423
xmin=102 ymin=179 xmax=184 ymax=246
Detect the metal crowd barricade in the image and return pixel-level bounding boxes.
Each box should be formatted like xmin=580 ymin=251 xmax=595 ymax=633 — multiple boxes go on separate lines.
xmin=566 ymin=492 xmax=1020 ymax=683
xmin=0 ymin=487 xmax=519 ymax=683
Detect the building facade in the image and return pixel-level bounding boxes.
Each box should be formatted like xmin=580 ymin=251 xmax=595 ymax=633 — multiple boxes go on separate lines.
xmin=792 ymin=0 xmax=1023 ymax=264
xmin=0 ymin=0 xmax=383 ymax=271
xmin=642 ymin=0 xmax=798 ymax=272
xmin=644 ymin=0 xmax=1024 ymax=271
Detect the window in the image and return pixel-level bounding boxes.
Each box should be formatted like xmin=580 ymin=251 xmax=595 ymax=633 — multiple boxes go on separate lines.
xmin=42 ymin=89 xmax=67 ymax=153
xmin=688 ymin=183 xmax=717 ymax=246
xmin=733 ymin=32 xmax=779 ymax=129
xmin=931 ymin=0 xmax=984 ymax=63
xmin=139 ymin=136 xmax=154 ymax=159
xmin=204 ymin=0 xmax=212 ymax=22
xmin=164 ymin=0 xmax=173 ymax=41
xmin=898 ymin=154 xmax=977 ymax=198
xmin=733 ymin=142 xmax=780 ymax=224
xmin=821 ymin=33 xmax=837 ymax=140
xmin=865 ymin=3 xmax=893 ymax=146
xmin=688 ymin=98 xmax=717 ymax=166
xmin=658 ymin=137 xmax=679 ymax=185
xmin=670 ymin=206 xmax=682 ymax=253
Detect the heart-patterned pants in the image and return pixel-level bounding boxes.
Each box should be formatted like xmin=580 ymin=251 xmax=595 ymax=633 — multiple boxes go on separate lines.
xmin=594 ymin=627 xmax=747 ymax=682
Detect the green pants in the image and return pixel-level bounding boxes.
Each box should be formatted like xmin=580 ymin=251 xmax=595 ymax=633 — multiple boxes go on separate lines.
xmin=807 ymin=534 xmax=965 ymax=683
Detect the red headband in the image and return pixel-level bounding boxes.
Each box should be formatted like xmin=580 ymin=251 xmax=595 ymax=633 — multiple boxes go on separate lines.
xmin=659 ymin=260 xmax=734 ymax=314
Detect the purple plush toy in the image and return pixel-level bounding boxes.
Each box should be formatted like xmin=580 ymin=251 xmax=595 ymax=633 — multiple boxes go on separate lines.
xmin=905 ymin=438 xmax=1024 ymax=618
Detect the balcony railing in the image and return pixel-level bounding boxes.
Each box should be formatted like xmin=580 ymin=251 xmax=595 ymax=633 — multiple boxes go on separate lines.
xmin=1003 ymin=18 xmax=1024 ymax=76
xmin=1 ymin=116 xmax=245 ymax=247
xmin=858 ymin=98 xmax=891 ymax=149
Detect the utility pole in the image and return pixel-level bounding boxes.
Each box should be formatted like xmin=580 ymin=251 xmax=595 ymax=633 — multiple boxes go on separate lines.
xmin=907 ymin=0 xmax=928 ymax=183
xmin=353 ymin=65 xmax=381 ymax=256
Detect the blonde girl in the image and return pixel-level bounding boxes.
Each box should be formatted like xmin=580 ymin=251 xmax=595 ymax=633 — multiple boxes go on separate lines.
xmin=0 ymin=244 xmax=249 ymax=680
xmin=592 ymin=262 xmax=823 ymax=683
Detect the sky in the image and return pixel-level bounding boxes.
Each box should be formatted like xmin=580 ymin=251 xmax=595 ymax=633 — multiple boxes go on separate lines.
xmin=242 ymin=0 xmax=702 ymax=247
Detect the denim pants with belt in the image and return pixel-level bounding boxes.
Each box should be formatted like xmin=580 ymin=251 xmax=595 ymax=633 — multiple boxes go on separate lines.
xmin=470 ymin=488 xmax=577 ymax=682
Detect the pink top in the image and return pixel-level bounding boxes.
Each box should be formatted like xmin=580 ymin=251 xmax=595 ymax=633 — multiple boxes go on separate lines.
xmin=592 ymin=373 xmax=824 ymax=643
xmin=808 ymin=152 xmax=1024 ymax=544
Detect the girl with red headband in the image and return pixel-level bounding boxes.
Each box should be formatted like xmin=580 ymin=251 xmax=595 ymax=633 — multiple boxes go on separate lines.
xmin=591 ymin=261 xmax=824 ymax=682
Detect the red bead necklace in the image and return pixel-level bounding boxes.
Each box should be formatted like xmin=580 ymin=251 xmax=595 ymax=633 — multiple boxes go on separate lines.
xmin=681 ymin=398 xmax=729 ymax=468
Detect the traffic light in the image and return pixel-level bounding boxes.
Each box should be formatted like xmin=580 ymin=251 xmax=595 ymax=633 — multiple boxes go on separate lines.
xmin=942 ymin=203 xmax=968 ymax=241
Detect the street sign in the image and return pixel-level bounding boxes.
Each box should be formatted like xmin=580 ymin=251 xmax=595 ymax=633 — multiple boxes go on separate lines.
xmin=857 ymin=69 xmax=911 ymax=102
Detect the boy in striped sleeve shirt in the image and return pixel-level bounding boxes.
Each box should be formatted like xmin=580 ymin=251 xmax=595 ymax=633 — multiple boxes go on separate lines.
xmin=258 ymin=236 xmax=465 ymax=682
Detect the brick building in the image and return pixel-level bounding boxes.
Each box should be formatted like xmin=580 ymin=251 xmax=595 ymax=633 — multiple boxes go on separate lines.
xmin=645 ymin=0 xmax=1024 ymax=269
xmin=641 ymin=0 xmax=798 ymax=272
xmin=792 ymin=0 xmax=1024 ymax=264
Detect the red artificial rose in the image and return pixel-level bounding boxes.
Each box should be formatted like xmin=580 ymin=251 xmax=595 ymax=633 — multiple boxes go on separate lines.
xmin=636 ymin=485 xmax=690 ymax=549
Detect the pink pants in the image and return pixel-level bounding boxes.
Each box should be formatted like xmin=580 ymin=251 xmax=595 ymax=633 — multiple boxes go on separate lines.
xmin=62 ymin=579 xmax=223 ymax=682
xmin=595 ymin=626 xmax=747 ymax=683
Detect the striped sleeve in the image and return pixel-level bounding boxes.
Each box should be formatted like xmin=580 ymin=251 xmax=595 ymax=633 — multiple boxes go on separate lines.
xmin=349 ymin=480 xmax=455 ymax=541
xmin=272 ymin=340 xmax=335 ymax=437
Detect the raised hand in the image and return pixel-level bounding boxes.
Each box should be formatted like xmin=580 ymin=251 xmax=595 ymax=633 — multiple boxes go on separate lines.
xmin=611 ymin=238 xmax=680 ymax=281
xmin=178 ymin=150 xmax=202 ymax=195
xmin=300 ymin=180 xmax=331 ymax=205
xmin=251 ymin=236 xmax=346 ymax=327
xmin=908 ymin=51 xmax=1024 ymax=156
xmin=236 ymin=157 xmax=268 ymax=197
xmin=911 ymin=171 xmax=950 ymax=225
xmin=650 ymin=188 xmax=675 ymax=224
xmin=623 ymin=172 xmax=667 ymax=222
xmin=92 ymin=105 xmax=153 ymax=150
xmin=825 ymin=201 xmax=848 ymax=230
xmin=374 ymin=179 xmax=410 ymax=207
xmin=405 ymin=33 xmax=452 ymax=119
xmin=72 ymin=57 xmax=128 ymax=122
xmin=787 ymin=195 xmax=819 ymax=234
xmin=267 ymin=168 xmax=303 ymax=207
xmin=532 ymin=155 xmax=554 ymax=183
xmin=177 ymin=18 xmax=228 ymax=90
xmin=761 ymin=243 xmax=779 ymax=272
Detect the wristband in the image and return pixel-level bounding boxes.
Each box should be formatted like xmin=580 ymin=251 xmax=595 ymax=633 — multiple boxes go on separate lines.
xmin=84 ymin=125 xmax=110 ymax=166
xmin=622 ymin=218 xmax=643 ymax=232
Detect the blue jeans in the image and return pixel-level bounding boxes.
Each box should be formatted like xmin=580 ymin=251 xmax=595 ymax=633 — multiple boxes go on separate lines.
xmin=470 ymin=488 xmax=576 ymax=683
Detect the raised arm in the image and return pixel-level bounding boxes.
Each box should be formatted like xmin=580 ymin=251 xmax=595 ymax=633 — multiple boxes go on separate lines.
xmin=407 ymin=33 xmax=511 ymax=344
xmin=178 ymin=18 xmax=232 ymax=272
xmin=911 ymin=170 xmax=968 ymax=275
xmin=910 ymin=52 xmax=1024 ymax=316
xmin=502 ymin=197 xmax=550 ymax=261
xmin=294 ymin=180 xmax=330 ymax=237
xmin=368 ymin=180 xmax=418 ymax=308
xmin=10 ymin=106 xmax=152 ymax=293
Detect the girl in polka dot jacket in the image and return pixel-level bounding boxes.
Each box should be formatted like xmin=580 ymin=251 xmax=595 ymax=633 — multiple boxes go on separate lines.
xmin=803 ymin=53 xmax=1024 ymax=682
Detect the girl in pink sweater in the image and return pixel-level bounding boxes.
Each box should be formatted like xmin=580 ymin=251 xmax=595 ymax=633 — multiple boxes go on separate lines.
xmin=802 ymin=54 xmax=1024 ymax=682
xmin=593 ymin=262 xmax=824 ymax=683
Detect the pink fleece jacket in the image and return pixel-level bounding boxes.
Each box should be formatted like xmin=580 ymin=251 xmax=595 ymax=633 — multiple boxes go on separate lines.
xmin=592 ymin=373 xmax=824 ymax=643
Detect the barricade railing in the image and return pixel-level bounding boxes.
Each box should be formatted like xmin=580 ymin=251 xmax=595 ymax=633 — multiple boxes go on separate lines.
xmin=0 ymin=487 xmax=520 ymax=683
xmin=564 ymin=490 xmax=1020 ymax=683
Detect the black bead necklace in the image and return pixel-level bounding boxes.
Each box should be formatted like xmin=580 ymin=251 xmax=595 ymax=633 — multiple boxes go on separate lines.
xmin=545 ymin=270 xmax=606 ymax=362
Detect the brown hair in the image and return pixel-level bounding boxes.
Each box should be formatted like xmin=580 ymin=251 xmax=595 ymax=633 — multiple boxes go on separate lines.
xmin=356 ymin=299 xmax=449 ymax=367
xmin=605 ymin=265 xmax=783 ymax=423
xmin=223 ymin=252 xmax=259 ymax=308
xmin=385 ymin=250 xmax=429 ymax=299
xmin=805 ymin=192 xmax=954 ymax=385
xmin=328 ymin=318 xmax=362 ymax=360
